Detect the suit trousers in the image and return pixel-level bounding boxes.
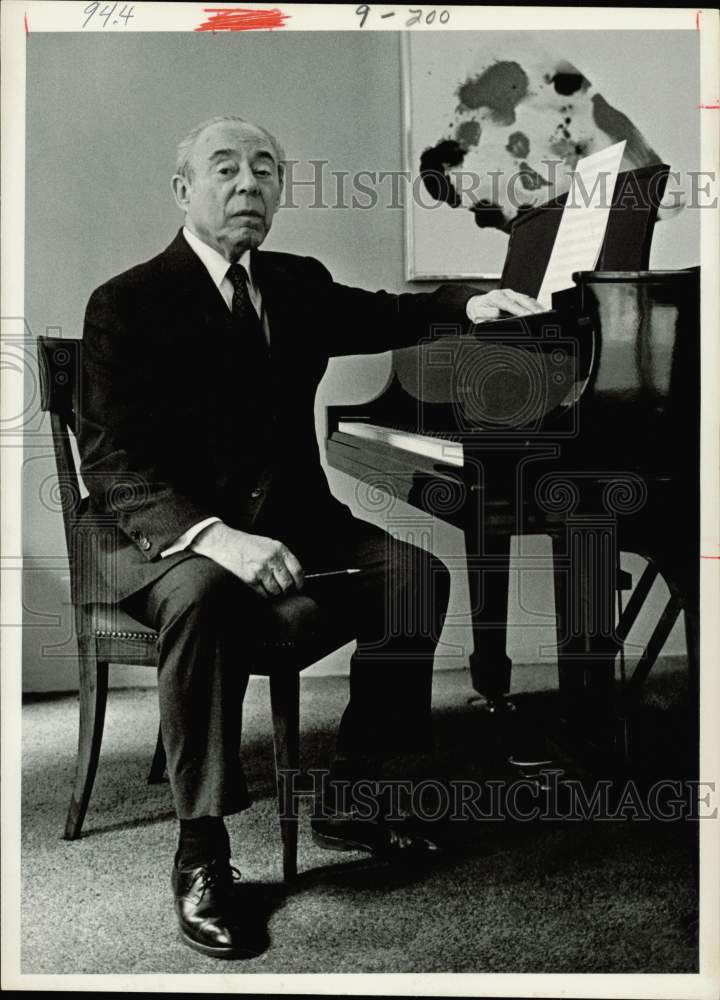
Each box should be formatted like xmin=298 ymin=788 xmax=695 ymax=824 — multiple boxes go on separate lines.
xmin=120 ymin=515 xmax=451 ymax=820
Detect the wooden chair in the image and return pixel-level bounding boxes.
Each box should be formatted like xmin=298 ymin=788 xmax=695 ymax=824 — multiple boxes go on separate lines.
xmin=38 ymin=335 xmax=353 ymax=882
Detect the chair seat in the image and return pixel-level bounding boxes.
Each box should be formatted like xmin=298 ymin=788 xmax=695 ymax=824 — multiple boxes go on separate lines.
xmin=91 ymin=605 xmax=158 ymax=642
xmin=86 ymin=596 xmax=355 ymax=674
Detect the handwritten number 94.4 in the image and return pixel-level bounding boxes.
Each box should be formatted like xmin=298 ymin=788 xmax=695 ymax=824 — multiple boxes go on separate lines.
xmin=355 ymin=5 xmax=450 ymax=28
xmin=83 ymin=3 xmax=135 ymax=28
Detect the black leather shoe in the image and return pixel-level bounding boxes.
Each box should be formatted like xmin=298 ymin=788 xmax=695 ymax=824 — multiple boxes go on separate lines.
xmin=172 ymin=858 xmax=268 ymax=959
xmin=311 ymin=808 xmax=441 ymax=860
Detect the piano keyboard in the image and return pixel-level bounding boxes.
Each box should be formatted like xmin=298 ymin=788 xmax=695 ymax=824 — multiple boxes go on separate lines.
xmin=337 ymin=421 xmax=464 ymax=467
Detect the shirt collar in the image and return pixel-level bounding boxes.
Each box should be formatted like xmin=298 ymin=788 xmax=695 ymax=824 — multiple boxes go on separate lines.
xmin=182 ymin=226 xmax=255 ymax=290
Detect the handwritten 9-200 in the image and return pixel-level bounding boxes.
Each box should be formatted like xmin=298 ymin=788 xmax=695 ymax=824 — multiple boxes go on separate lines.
xmin=355 ymin=6 xmax=451 ymax=28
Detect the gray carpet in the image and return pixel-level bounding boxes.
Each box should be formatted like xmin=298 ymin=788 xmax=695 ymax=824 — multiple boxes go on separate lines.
xmin=21 ymin=660 xmax=698 ymax=974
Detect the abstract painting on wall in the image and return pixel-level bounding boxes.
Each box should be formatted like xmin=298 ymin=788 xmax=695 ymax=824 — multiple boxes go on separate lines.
xmin=403 ymin=31 xmax=686 ymax=280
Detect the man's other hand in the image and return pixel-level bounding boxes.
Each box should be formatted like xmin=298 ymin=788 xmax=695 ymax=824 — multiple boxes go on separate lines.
xmin=190 ymin=522 xmax=304 ymax=599
xmin=466 ymin=289 xmax=545 ymax=323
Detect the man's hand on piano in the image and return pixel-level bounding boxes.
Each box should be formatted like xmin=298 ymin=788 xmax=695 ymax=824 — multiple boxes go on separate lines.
xmin=190 ymin=522 xmax=305 ymax=599
xmin=466 ymin=289 xmax=545 ymax=323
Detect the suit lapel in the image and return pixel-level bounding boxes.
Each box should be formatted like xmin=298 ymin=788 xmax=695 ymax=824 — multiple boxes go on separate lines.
xmin=158 ymin=234 xmax=306 ymax=359
xmin=159 ymin=229 xmax=236 ymax=340
xmin=251 ymin=249 xmax=303 ymax=357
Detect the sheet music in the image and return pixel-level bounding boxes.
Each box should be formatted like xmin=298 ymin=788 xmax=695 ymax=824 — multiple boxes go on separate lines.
xmin=537 ymin=140 xmax=626 ymax=308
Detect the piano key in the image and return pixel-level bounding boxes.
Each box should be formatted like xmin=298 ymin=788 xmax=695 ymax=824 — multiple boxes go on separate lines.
xmin=329 ymin=431 xmax=466 ymax=485
xmin=337 ymin=421 xmax=465 ymax=467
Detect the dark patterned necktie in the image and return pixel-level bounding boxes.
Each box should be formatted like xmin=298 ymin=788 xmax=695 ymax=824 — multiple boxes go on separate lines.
xmin=226 ymin=262 xmax=268 ymax=357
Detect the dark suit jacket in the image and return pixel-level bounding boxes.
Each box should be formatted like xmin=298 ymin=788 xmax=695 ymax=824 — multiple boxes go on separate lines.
xmin=73 ymin=229 xmax=478 ymax=604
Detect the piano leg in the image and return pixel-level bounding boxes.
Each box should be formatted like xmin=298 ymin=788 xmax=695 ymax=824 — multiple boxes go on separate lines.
xmin=553 ymin=535 xmax=585 ymax=711
xmin=466 ymin=529 xmax=514 ymax=710
xmin=677 ymin=552 xmax=700 ymax=695
xmin=684 ymin=602 xmax=699 ymax=694
xmin=552 ymin=524 xmax=620 ymax=725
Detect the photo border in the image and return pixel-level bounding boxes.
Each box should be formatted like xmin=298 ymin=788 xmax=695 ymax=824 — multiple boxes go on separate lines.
xmin=2 ymin=3 xmax=718 ymax=996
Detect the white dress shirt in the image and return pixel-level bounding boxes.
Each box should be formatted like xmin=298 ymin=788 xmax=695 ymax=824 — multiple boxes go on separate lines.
xmin=159 ymin=227 xmax=267 ymax=558
xmin=182 ymin=226 xmax=266 ymax=329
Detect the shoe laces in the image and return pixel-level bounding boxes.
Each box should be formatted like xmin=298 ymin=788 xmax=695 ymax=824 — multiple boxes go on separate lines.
xmin=195 ymin=859 xmax=242 ymax=899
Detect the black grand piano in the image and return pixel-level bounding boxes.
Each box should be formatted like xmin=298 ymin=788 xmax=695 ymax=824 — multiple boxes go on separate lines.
xmin=326 ymin=165 xmax=699 ymax=734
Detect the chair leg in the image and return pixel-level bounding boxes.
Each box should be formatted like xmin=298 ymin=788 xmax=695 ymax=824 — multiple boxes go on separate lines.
xmin=269 ymin=670 xmax=300 ymax=883
xmin=64 ymin=648 xmax=109 ymax=840
xmin=147 ymin=723 xmax=167 ymax=784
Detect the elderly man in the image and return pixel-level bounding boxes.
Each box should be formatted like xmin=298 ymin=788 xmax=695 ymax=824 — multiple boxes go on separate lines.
xmin=75 ymin=115 xmax=543 ymax=959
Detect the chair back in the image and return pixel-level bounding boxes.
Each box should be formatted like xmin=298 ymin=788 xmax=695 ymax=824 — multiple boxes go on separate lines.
xmin=37 ymin=337 xmax=83 ymax=558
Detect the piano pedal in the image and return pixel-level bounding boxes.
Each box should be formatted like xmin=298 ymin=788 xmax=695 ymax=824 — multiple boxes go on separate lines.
xmin=467 ymin=694 xmax=517 ymax=714
xmin=507 ymin=755 xmax=566 ymax=792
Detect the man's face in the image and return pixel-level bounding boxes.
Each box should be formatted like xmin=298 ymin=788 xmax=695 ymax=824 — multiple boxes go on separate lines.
xmin=173 ymin=121 xmax=282 ymax=260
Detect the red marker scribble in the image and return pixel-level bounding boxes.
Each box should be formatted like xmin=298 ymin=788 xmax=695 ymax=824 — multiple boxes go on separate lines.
xmin=24 ymin=11 xmax=29 ymax=33
xmin=195 ymin=7 xmax=289 ymax=32
xmin=696 ymin=9 xmax=701 ymax=30
xmin=701 ymin=554 xmax=720 ymax=559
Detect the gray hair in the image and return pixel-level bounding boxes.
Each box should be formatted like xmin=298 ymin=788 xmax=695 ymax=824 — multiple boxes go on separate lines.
xmin=175 ymin=115 xmax=286 ymax=181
